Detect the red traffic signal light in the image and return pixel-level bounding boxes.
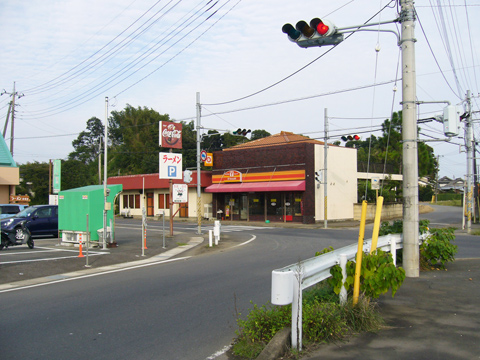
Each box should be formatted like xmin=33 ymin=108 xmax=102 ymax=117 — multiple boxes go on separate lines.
xmin=282 ymin=18 xmax=343 ymax=48
xmin=341 ymin=135 xmax=360 ymax=141
xmin=233 ymin=128 xmax=251 ymax=136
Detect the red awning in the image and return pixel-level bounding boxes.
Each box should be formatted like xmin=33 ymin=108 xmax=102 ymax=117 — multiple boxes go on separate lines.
xmin=205 ymin=180 xmax=305 ymax=193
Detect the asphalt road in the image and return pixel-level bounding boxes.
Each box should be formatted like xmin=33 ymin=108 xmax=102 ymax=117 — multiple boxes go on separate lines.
xmin=0 ymin=224 xmax=360 ymax=360
xmin=1 ymin=205 xmax=477 ymax=360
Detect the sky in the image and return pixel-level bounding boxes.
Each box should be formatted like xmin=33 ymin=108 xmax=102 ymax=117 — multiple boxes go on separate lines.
xmin=1 ymin=0 xmax=479 ymax=180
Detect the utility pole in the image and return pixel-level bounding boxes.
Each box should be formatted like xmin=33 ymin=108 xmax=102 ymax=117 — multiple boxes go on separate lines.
xmin=400 ymin=0 xmax=419 ymax=277
xmin=1 ymin=82 xmax=23 ymax=156
xmin=103 ymin=97 xmax=109 ymax=250
xmin=465 ymin=90 xmax=473 ymax=233
xmin=98 ymin=138 xmax=102 ymax=185
xmin=324 ymin=108 xmax=328 ymax=229
xmin=196 ymin=92 xmax=202 ymax=234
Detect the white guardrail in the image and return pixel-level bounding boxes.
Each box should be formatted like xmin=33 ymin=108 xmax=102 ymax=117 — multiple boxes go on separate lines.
xmin=271 ymin=233 xmax=428 ymax=350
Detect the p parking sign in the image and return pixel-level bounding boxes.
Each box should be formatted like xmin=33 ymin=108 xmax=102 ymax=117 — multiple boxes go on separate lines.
xmin=159 ymin=152 xmax=182 ymax=179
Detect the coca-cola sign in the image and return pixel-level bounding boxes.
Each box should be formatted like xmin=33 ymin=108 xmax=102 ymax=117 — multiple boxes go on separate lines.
xmin=159 ymin=121 xmax=183 ymax=149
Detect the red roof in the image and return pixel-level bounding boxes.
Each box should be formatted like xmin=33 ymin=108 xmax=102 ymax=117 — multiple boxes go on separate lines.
xmin=107 ymin=171 xmax=212 ymax=190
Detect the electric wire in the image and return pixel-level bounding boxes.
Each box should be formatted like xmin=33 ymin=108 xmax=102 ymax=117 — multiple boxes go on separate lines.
xmin=22 ymin=0 xmax=218 ymax=116
xmin=202 ymin=0 xmax=397 ymax=106
xmin=416 ymin=10 xmax=462 ymax=99
xmin=23 ymin=0 xmax=169 ymax=95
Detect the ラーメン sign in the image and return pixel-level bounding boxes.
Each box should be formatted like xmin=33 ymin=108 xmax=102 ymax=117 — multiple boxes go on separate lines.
xmin=159 ymin=121 xmax=183 ymax=149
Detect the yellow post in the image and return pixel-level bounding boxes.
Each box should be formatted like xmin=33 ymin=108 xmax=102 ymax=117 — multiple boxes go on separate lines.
xmin=370 ymin=196 xmax=384 ymax=254
xmin=353 ymin=200 xmax=368 ymax=306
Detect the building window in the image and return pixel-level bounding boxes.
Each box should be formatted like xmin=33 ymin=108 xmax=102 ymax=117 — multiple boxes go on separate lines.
xmin=158 ymin=193 xmax=170 ymax=209
xmin=135 ymin=194 xmax=140 ymax=209
xmin=123 ymin=195 xmax=128 ymax=209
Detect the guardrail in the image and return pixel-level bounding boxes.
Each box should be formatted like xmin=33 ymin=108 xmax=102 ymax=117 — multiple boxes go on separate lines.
xmin=271 ymin=233 xmax=428 ymax=350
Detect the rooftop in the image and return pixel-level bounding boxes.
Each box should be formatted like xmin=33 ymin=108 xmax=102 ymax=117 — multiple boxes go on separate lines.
xmin=223 ymin=131 xmax=324 ymax=151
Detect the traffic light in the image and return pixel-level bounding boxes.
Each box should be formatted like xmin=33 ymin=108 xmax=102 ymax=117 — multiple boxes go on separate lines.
xmin=341 ymin=135 xmax=360 ymax=141
xmin=443 ymin=105 xmax=462 ymax=137
xmin=282 ymin=18 xmax=344 ymax=48
xmin=183 ymin=170 xmax=192 ymax=183
xmin=232 ymin=128 xmax=251 ymax=136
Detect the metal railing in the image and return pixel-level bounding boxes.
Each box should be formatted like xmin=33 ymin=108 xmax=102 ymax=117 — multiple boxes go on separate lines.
xmin=271 ymin=233 xmax=428 ymax=350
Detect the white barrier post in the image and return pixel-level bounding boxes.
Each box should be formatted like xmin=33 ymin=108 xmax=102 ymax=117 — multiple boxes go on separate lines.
xmin=291 ymin=270 xmax=303 ymax=351
xmin=214 ymin=222 xmax=220 ymax=245
xmin=209 ymin=230 xmax=213 ymax=247
xmin=390 ymin=235 xmax=397 ymax=265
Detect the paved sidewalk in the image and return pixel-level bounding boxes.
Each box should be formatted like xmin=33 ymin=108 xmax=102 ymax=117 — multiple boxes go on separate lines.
xmin=304 ymin=259 xmax=480 ymax=360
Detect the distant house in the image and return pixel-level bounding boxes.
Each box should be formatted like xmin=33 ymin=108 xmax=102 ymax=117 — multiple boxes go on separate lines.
xmin=0 ymin=134 xmax=19 ymax=203
xmin=438 ymin=176 xmax=465 ymax=192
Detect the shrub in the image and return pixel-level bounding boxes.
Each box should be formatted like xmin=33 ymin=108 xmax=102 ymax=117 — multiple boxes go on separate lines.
xmin=420 ymin=227 xmax=457 ymax=269
xmin=328 ymin=249 xmax=405 ymax=299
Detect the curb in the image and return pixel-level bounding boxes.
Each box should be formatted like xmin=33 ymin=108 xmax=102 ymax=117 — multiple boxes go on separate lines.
xmin=0 ymin=236 xmax=204 ymax=292
xmin=256 ymin=328 xmax=291 ymax=360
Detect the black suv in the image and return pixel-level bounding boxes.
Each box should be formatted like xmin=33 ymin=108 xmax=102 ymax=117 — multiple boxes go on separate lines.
xmin=1 ymin=205 xmax=58 ymax=243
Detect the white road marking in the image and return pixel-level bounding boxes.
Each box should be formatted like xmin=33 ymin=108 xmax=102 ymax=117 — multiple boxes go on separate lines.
xmin=206 ymin=345 xmax=232 ymax=359
xmin=0 ymin=256 xmax=191 ymax=293
xmin=235 ymin=235 xmax=257 ymax=247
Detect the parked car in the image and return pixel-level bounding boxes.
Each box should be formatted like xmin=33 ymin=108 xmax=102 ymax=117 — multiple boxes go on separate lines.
xmin=1 ymin=205 xmax=58 ymax=243
xmin=0 ymin=204 xmax=27 ymax=219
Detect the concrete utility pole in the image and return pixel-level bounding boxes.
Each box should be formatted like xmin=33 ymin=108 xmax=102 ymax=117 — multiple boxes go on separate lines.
xmin=465 ymin=90 xmax=473 ymax=233
xmin=103 ymin=96 xmax=109 ymax=250
xmin=324 ymin=108 xmax=328 ymax=229
xmin=400 ymin=0 xmax=419 ymax=277
xmin=1 ymin=82 xmax=23 ymax=156
xmin=196 ymin=92 xmax=202 ymax=234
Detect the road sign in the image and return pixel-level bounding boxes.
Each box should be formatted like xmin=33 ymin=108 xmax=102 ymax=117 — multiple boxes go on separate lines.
xmin=200 ymin=150 xmax=207 ymax=161
xmin=159 ymin=152 xmax=182 ymax=179
xmin=204 ymin=153 xmax=213 ymax=167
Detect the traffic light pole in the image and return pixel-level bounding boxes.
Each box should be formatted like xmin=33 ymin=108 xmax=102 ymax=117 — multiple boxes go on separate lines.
xmin=400 ymin=0 xmax=419 ymax=277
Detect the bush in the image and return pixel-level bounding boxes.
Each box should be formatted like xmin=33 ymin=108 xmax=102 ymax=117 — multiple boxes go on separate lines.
xmin=420 ymin=227 xmax=457 ymax=269
xmin=328 ymin=249 xmax=405 ymax=299
xmin=232 ymin=284 xmax=383 ymax=359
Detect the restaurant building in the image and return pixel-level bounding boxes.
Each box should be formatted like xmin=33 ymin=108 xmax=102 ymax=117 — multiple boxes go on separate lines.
xmin=108 ymin=171 xmax=212 ymax=218
xmin=205 ymin=132 xmax=357 ymax=224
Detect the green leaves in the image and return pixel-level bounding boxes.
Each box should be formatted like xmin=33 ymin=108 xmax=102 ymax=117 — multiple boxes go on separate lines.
xmin=328 ymin=250 xmax=406 ymax=299
xmin=420 ymin=227 xmax=457 ymax=269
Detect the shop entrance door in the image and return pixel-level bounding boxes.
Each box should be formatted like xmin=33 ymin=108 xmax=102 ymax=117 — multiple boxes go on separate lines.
xmin=147 ymin=193 xmax=154 ymax=216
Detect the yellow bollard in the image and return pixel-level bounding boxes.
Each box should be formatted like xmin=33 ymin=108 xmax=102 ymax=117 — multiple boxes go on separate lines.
xmin=370 ymin=196 xmax=384 ymax=254
xmin=353 ymin=200 xmax=368 ymax=306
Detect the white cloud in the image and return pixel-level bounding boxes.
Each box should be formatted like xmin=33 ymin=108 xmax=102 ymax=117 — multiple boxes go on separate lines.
xmin=0 ymin=0 xmax=478 ymax=179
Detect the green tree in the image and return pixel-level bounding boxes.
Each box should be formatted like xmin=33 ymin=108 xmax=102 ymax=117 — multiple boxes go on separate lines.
xmin=109 ymin=105 xmax=167 ymax=175
xmin=17 ymin=162 xmax=49 ymax=205
xmin=69 ymin=117 xmax=104 ymax=164
xmin=250 ymin=129 xmax=271 ymax=141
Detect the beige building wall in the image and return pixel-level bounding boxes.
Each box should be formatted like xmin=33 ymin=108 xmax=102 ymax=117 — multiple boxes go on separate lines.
xmin=119 ymin=188 xmax=212 ymax=219
xmin=0 ymin=166 xmax=19 ymax=203
xmin=314 ymin=144 xmax=357 ymax=221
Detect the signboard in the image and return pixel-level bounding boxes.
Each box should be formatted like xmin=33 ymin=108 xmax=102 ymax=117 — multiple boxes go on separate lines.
xmin=53 ymin=159 xmax=61 ymax=194
xmin=371 ymin=177 xmax=380 ymax=190
xmin=204 ymin=153 xmax=213 ymax=167
xmin=10 ymin=194 xmax=30 ymax=204
xmin=173 ymin=184 xmax=188 ymax=203
xmin=223 ymin=170 xmax=242 ymax=182
xmin=159 ymin=152 xmax=183 ymax=179
xmin=159 ymin=121 xmax=183 ymax=149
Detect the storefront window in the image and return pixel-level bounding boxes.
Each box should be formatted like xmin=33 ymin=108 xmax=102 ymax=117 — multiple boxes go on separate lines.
xmin=249 ymin=194 xmax=264 ymax=215
xmin=294 ymin=193 xmax=303 ymax=216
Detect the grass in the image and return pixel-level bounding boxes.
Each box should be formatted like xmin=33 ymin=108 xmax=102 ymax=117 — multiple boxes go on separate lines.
xmin=231 ymin=283 xmax=384 ymax=359
xmin=433 ymin=200 xmax=462 ymax=207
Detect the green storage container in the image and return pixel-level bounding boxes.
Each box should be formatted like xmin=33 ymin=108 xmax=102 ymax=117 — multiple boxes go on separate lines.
xmin=58 ymin=184 xmax=123 ymax=242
